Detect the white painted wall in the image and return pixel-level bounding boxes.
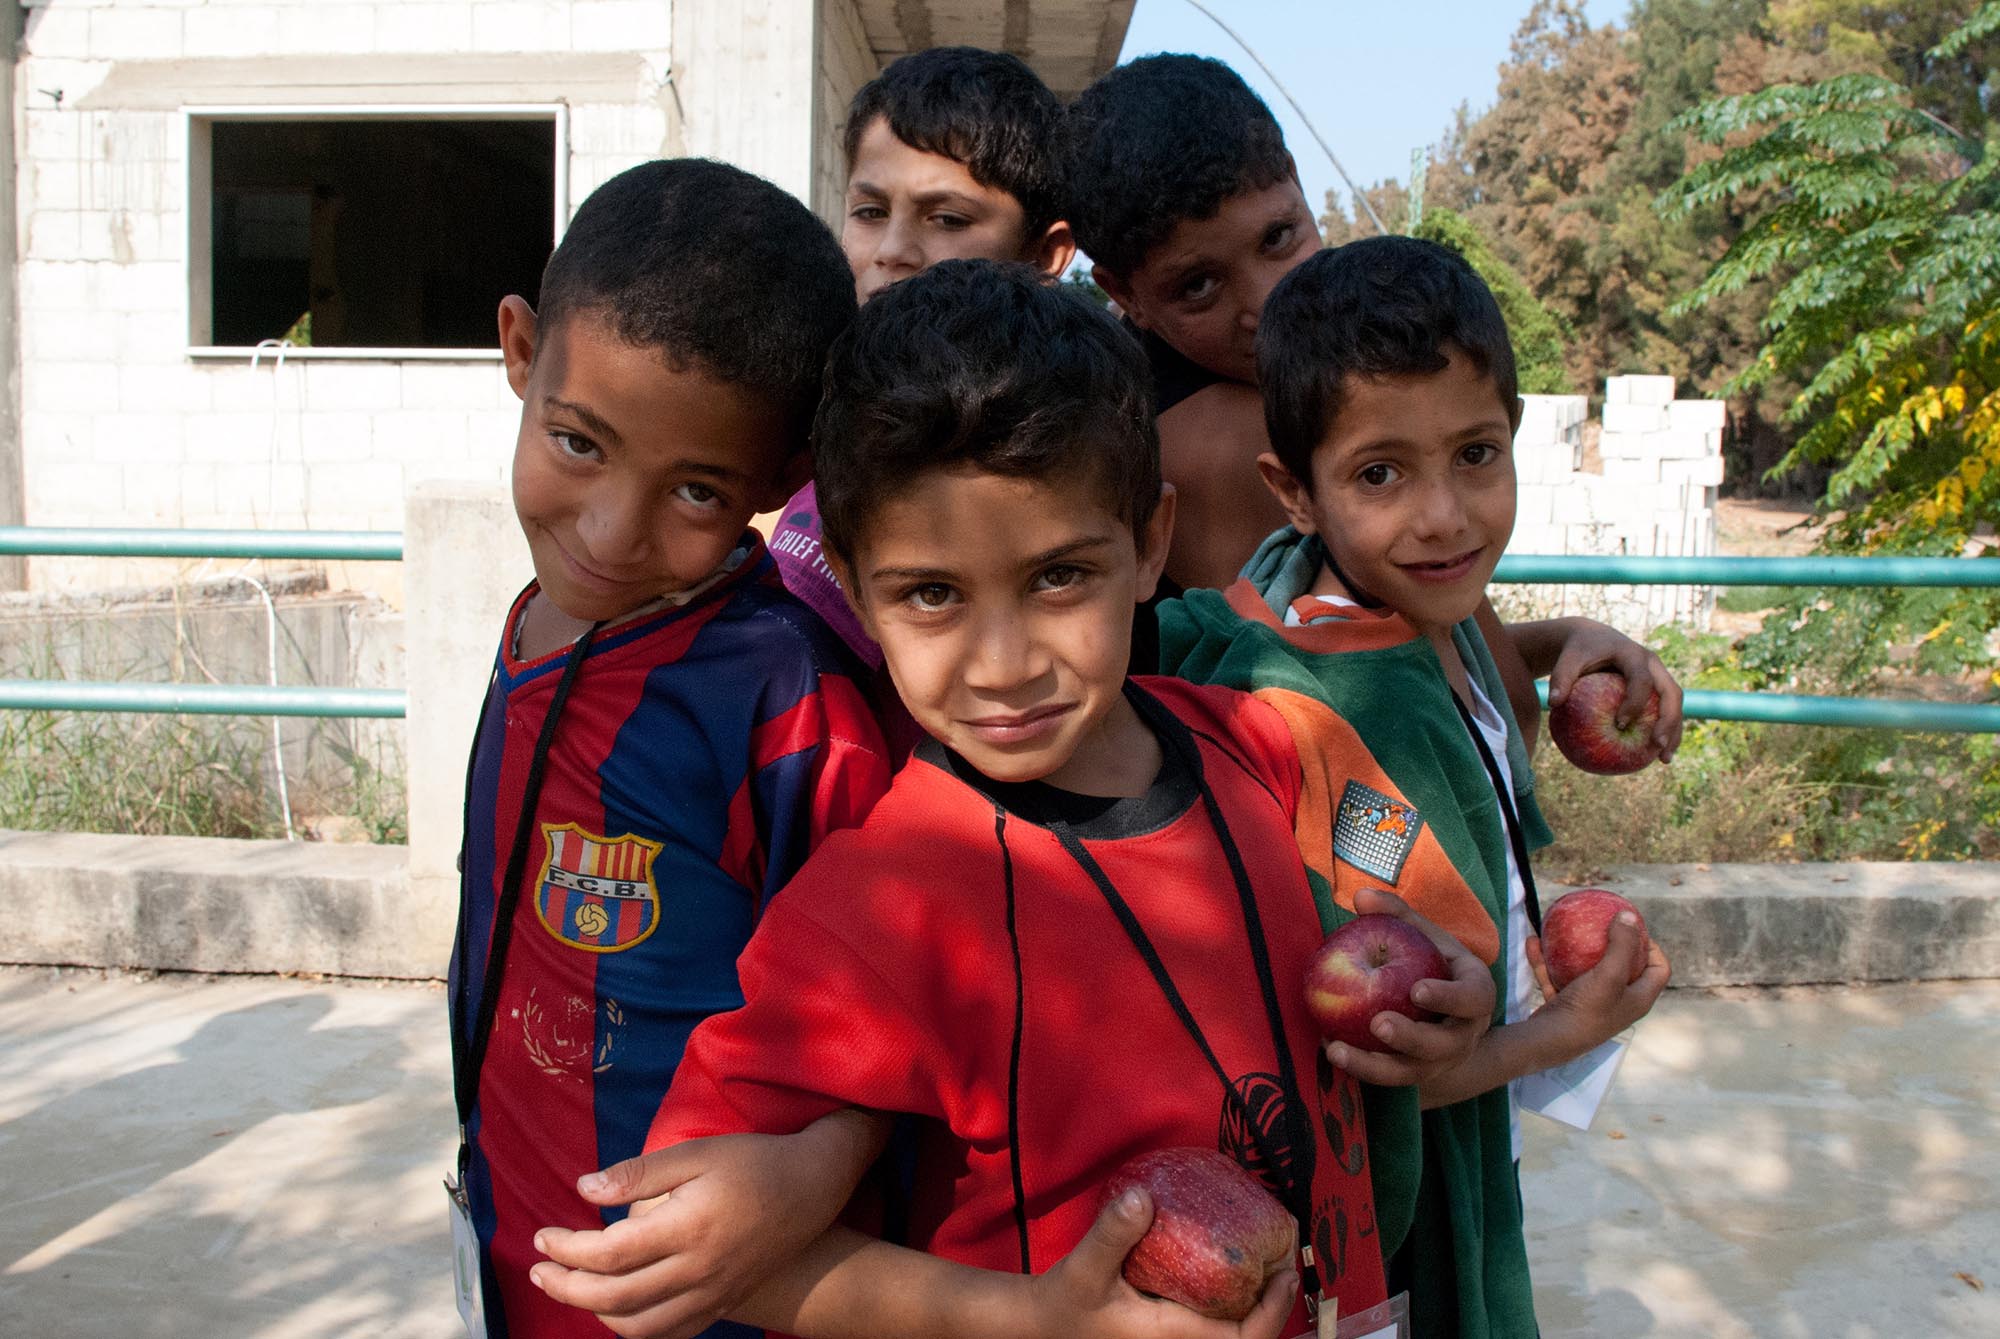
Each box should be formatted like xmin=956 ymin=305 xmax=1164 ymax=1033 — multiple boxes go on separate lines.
xmin=813 ymin=0 xmax=875 ymax=223
xmin=1507 ymin=376 xmax=1724 ymax=634
xmin=8 ymin=0 xmax=865 ymax=600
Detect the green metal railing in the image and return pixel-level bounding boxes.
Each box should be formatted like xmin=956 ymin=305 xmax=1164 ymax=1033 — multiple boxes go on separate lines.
xmin=1492 ymin=551 xmax=2000 ymax=733
xmin=1494 ymin=553 xmax=2000 ymax=589
xmin=0 ymin=680 xmax=406 ymax=718
xmin=0 ymin=526 xmax=403 ymax=562
xmin=1 ymin=527 xmax=1995 ymax=730
xmin=0 ymin=526 xmax=408 ymax=719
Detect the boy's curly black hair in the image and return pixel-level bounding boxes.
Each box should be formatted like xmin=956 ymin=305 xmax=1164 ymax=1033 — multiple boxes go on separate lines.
xmin=535 ymin=158 xmax=856 ymax=450
xmin=814 ymin=259 xmax=1160 ymax=565
xmin=1064 ymin=54 xmax=1294 ymax=278
xmin=844 ymin=46 xmax=1067 ymax=242
xmin=1258 ymin=236 xmax=1520 ymax=489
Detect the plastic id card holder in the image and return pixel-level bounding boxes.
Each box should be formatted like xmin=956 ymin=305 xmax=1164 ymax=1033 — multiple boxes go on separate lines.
xmin=445 ymin=1175 xmax=489 ymax=1339
xmin=1516 ymin=1030 xmax=1634 ymax=1132
xmin=1287 ymin=1291 xmax=1411 ymax=1339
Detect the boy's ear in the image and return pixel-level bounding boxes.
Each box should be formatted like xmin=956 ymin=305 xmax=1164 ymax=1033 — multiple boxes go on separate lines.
xmin=1133 ymin=482 xmax=1178 ymax=603
xmin=1027 ymin=220 xmax=1078 ymax=280
xmin=497 ymin=295 xmax=538 ymax=400
xmin=1092 ymin=264 xmax=1143 ymax=328
xmin=1510 ymin=394 xmax=1525 ymax=436
xmin=1255 ymin=451 xmax=1319 ymax=537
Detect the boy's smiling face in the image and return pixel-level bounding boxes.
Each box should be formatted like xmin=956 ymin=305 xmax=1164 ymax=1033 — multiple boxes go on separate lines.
xmin=1259 ymin=346 xmax=1520 ymax=635
xmin=841 ymin=116 xmax=1071 ymax=302
xmin=838 ymin=465 xmax=1173 ymax=793
xmin=501 ymin=300 xmax=800 ymax=624
xmin=1094 ymin=176 xmax=1318 ymax=385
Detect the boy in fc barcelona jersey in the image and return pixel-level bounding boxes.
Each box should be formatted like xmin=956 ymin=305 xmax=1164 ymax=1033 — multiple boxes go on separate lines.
xmin=449 ymin=159 xmax=891 ymax=1339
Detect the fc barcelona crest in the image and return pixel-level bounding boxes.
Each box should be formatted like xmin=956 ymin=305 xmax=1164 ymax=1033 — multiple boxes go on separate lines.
xmin=534 ymin=823 xmax=664 ymax=953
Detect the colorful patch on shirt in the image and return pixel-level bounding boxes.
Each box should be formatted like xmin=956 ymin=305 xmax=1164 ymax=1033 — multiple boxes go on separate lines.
xmin=534 ymin=823 xmax=663 ymax=952
xmin=1332 ymin=780 xmax=1424 ymax=885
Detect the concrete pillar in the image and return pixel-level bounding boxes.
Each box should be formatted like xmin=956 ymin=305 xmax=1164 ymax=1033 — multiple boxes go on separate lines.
xmin=0 ymin=0 xmax=23 ymax=591
xmin=673 ymin=0 xmax=818 ymax=203
xmin=402 ymin=479 xmax=532 ymax=936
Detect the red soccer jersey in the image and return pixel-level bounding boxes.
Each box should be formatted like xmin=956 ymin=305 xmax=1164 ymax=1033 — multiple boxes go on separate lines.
xmin=652 ymin=677 xmax=1390 ymax=1330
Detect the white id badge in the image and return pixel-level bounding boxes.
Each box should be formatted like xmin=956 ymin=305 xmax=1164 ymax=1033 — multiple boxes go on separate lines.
xmin=1517 ymin=1030 xmax=1633 ymax=1131
xmin=1286 ymin=1290 xmax=1411 ymax=1339
xmin=445 ymin=1175 xmax=489 ymax=1339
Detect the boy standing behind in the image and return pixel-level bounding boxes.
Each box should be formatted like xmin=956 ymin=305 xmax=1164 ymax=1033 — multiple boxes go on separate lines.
xmin=450 ymin=159 xmax=891 ymax=1338
xmin=1066 ymin=54 xmax=1683 ymax=753
xmin=1162 ymin=237 xmax=1673 ymax=1337
xmin=769 ymin=45 xmax=1076 ymax=673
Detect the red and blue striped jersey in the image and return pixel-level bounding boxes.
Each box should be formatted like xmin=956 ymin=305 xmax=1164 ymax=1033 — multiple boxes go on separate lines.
xmin=450 ymin=538 xmax=891 ymax=1338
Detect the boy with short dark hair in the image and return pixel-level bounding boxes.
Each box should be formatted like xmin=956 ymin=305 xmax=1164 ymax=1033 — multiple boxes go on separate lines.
xmin=1066 ymin=53 xmax=1683 ymax=754
xmin=450 ymin=157 xmax=892 ymax=1339
xmin=1161 ymin=236 xmax=1674 ymax=1338
xmin=771 ymin=45 xmax=1076 ymax=677
xmin=534 ymin=259 xmax=1501 ymax=1339
xmin=838 ymin=44 xmax=1074 ymax=300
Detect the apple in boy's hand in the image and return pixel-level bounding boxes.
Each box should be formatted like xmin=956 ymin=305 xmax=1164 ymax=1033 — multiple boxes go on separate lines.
xmin=1102 ymin=1147 xmax=1294 ymax=1321
xmin=1304 ymin=911 xmax=1450 ymax=1053
xmin=1549 ymin=670 xmax=1661 ymax=775
xmin=1541 ymin=889 xmax=1650 ymax=990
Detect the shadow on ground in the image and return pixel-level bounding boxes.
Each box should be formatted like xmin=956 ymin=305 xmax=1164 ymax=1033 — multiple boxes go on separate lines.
xmin=0 ymin=968 xmax=455 ymax=1338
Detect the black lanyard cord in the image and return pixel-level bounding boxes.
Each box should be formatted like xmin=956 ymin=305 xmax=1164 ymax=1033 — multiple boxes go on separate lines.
xmin=1451 ymin=691 xmax=1542 ymax=934
xmin=453 ymin=622 xmax=602 ymax=1167
xmin=1043 ymin=698 xmax=1322 ymax=1301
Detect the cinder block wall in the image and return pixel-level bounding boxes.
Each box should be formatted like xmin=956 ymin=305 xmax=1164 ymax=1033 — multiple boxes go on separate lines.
xmin=1506 ymin=376 xmax=1724 ymax=635
xmin=10 ymin=0 xmax=856 ymax=603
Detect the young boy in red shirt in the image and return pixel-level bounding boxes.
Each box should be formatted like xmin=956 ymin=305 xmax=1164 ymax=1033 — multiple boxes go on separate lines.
xmin=533 ymin=261 xmax=1501 ymax=1339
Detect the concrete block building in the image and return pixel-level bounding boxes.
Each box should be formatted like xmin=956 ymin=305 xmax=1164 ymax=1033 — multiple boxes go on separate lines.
xmin=0 ymin=0 xmax=1136 ymax=596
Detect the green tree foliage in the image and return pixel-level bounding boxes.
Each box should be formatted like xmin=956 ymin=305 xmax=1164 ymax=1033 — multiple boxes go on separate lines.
xmin=1410 ymin=207 xmax=1573 ymax=393
xmin=1660 ymin=3 xmax=2000 ymax=546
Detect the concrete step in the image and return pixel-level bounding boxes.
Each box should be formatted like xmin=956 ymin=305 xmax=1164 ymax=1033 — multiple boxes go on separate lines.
xmin=1556 ymin=862 xmax=2000 ymax=987
xmin=0 ymin=830 xmax=1994 ymax=986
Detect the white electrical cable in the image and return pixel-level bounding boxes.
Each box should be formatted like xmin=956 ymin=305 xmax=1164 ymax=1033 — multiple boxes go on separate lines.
xmin=241 ymin=340 xmax=300 ymax=839
xmin=230 ymin=569 xmax=296 ymax=842
xmin=249 ymin=338 xmax=293 ymax=522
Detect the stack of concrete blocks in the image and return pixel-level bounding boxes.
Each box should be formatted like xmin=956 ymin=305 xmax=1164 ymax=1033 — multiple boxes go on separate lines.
xmin=1504 ymin=376 xmax=1723 ymax=636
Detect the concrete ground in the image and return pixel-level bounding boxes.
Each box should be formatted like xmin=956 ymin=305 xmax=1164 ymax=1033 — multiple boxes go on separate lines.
xmin=1 ymin=968 xmax=1995 ymax=1339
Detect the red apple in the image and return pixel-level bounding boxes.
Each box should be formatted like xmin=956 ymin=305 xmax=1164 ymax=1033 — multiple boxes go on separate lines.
xmin=1550 ymin=670 xmax=1661 ymax=775
xmin=1541 ymin=888 xmax=1649 ymax=990
xmin=1303 ymin=912 xmax=1450 ymax=1053
xmin=1102 ymin=1147 xmax=1294 ymax=1321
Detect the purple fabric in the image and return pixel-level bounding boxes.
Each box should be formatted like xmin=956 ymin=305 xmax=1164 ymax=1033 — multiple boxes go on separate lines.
xmin=769 ymin=483 xmax=883 ymax=669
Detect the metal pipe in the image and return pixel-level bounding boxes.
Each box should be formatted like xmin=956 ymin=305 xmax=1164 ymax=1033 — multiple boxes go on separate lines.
xmin=1532 ymin=683 xmax=2000 ymax=733
xmin=0 ymin=680 xmax=407 ymax=719
xmin=1494 ymin=554 xmax=1999 ymax=587
xmin=0 ymin=527 xmax=403 ymax=560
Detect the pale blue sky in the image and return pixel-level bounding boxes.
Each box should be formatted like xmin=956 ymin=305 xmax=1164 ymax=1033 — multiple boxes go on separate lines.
xmin=1115 ymin=0 xmax=1629 ymax=224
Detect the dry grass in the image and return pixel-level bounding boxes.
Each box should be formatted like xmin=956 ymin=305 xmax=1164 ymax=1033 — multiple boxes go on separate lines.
xmin=1529 ymin=724 xmax=1832 ymax=882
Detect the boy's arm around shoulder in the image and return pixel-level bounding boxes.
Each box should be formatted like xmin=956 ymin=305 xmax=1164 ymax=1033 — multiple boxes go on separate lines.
xmin=544 ymin=1186 xmax=1299 ymax=1339
xmin=1417 ymin=911 xmax=1671 ymax=1109
xmin=727 ymin=1189 xmax=1299 ymax=1339
xmin=734 ymin=609 xmax=893 ymax=901
xmin=533 ymin=1108 xmax=888 ymax=1338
